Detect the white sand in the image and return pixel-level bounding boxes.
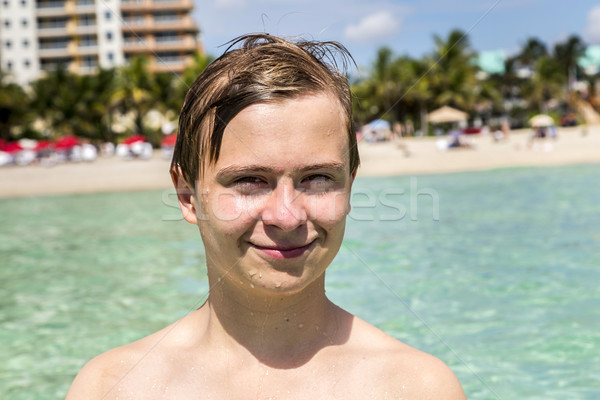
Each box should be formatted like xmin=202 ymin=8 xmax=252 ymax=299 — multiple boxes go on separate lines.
xmin=1 ymin=126 xmax=599 ymax=199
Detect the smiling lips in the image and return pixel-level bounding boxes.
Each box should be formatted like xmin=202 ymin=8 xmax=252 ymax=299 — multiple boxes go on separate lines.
xmin=251 ymin=240 xmax=315 ymax=259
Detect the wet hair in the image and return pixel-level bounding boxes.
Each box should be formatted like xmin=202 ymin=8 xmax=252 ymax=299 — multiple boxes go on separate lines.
xmin=171 ymin=33 xmax=359 ymax=190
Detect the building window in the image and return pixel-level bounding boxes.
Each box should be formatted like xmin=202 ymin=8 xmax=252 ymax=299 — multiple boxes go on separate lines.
xmin=24 ymin=59 xmax=30 ymax=68
xmin=21 ymin=0 xmax=26 ymax=5
xmin=23 ymin=39 xmax=29 ymax=47
xmin=105 ymin=10 xmax=111 ymax=20
xmin=22 ymin=18 xmax=27 ymax=26
xmin=7 ymin=61 xmax=12 ymax=70
xmin=4 ymin=20 xmax=10 ymax=28
xmin=106 ymin=31 xmax=112 ymax=40
xmin=5 ymin=40 xmax=11 ymax=48
xmin=107 ymin=52 xmax=113 ymax=61
xmin=3 ymin=0 xmax=9 ymax=7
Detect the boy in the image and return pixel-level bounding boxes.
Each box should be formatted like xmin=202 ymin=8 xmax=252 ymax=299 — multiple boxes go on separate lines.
xmin=66 ymin=34 xmax=466 ymax=399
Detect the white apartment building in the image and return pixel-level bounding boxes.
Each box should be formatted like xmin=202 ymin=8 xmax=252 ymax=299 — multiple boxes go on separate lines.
xmin=0 ymin=0 xmax=202 ymax=85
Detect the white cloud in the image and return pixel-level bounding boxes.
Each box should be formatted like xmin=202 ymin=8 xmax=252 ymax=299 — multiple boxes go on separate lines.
xmin=585 ymin=5 xmax=600 ymax=43
xmin=343 ymin=11 xmax=400 ymax=42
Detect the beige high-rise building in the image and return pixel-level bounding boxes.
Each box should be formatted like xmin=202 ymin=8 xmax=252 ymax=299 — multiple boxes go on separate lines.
xmin=0 ymin=0 xmax=203 ymax=85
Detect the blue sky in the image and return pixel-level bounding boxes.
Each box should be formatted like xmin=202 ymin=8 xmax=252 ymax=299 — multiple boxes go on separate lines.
xmin=192 ymin=0 xmax=600 ymax=72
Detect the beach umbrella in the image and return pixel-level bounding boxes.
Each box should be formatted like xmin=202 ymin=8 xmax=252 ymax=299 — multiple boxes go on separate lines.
xmin=123 ymin=134 xmax=146 ymax=145
xmin=18 ymin=138 xmax=38 ymax=149
xmin=427 ymin=106 xmax=468 ymax=124
xmin=55 ymin=135 xmax=80 ymax=150
xmin=367 ymin=119 xmax=391 ymax=130
xmin=1 ymin=142 xmax=23 ymax=154
xmin=34 ymin=140 xmax=53 ymax=151
xmin=161 ymin=133 xmax=177 ymax=147
xmin=529 ymin=114 xmax=554 ymax=128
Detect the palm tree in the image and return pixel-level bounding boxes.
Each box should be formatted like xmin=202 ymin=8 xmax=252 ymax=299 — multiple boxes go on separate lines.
xmin=0 ymin=71 xmax=30 ymax=140
xmin=29 ymin=66 xmax=116 ymax=142
xmin=352 ymin=47 xmax=404 ymax=123
xmin=29 ymin=66 xmax=81 ymax=139
xmin=112 ymin=56 xmax=158 ymax=142
xmin=427 ymin=29 xmax=478 ymax=111
xmin=553 ymin=35 xmax=586 ymax=92
xmin=524 ymin=56 xmax=565 ymax=112
xmin=76 ymin=68 xmax=117 ymax=142
xmin=517 ymin=38 xmax=548 ymax=68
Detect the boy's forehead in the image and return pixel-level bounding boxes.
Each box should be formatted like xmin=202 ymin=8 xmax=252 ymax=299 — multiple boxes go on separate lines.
xmin=203 ymin=94 xmax=350 ymax=175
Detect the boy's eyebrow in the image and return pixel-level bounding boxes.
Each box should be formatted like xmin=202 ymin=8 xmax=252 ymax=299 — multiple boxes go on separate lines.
xmin=215 ymin=162 xmax=347 ymax=178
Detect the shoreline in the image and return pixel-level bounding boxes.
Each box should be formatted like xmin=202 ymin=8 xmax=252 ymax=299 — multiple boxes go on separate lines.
xmin=1 ymin=126 xmax=599 ymax=199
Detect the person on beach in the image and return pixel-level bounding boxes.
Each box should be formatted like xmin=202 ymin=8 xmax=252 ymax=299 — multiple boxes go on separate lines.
xmin=66 ymin=34 xmax=466 ymax=399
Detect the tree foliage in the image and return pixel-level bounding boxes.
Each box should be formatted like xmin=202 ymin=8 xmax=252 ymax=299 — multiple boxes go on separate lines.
xmin=0 ymin=31 xmax=592 ymax=142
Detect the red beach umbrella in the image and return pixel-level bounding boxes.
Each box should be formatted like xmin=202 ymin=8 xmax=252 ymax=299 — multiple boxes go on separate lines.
xmin=161 ymin=133 xmax=177 ymax=147
xmin=1 ymin=142 xmax=23 ymax=154
xmin=34 ymin=140 xmax=53 ymax=151
xmin=123 ymin=135 xmax=146 ymax=145
xmin=55 ymin=135 xmax=80 ymax=150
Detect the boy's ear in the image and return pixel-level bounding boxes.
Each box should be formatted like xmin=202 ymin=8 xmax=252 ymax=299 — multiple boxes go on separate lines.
xmin=171 ymin=166 xmax=198 ymax=225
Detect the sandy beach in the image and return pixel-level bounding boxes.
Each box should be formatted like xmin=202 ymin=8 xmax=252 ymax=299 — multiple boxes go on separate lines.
xmin=1 ymin=126 xmax=599 ymax=199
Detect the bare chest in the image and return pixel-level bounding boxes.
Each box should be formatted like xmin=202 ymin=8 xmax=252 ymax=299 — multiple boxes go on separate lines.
xmin=107 ymin=361 xmax=407 ymax=400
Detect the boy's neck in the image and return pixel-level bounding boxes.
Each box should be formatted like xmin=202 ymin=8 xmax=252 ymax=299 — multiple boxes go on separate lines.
xmin=202 ymin=275 xmax=352 ymax=368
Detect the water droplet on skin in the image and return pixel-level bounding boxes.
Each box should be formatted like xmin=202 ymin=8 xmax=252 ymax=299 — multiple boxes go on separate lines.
xmin=298 ymin=323 xmax=304 ymax=328
xmin=250 ymin=283 xmax=255 ymax=288
xmin=258 ymin=271 xmax=263 ymax=279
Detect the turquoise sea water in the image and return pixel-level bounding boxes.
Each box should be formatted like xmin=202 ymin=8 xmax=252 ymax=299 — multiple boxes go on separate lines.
xmin=1 ymin=164 xmax=599 ymax=399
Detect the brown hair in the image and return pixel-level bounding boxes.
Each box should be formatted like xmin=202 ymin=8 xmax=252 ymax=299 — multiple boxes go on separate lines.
xmin=171 ymin=33 xmax=359 ymax=190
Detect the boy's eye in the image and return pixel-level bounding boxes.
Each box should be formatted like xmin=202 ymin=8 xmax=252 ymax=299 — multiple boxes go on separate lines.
xmin=232 ymin=176 xmax=269 ymax=194
xmin=235 ymin=176 xmax=263 ymax=184
xmin=302 ymin=174 xmax=334 ymax=192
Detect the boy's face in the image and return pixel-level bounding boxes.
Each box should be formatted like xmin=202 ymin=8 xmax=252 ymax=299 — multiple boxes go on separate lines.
xmin=182 ymin=92 xmax=355 ymax=295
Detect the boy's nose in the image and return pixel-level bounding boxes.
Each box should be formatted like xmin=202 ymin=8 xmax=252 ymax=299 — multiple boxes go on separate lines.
xmin=261 ymin=181 xmax=307 ymax=231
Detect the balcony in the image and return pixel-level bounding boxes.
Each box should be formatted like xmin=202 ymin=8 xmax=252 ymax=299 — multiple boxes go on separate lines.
xmin=151 ymin=57 xmax=187 ymax=73
xmin=122 ymin=36 xmax=152 ymax=53
xmin=76 ymin=41 xmax=98 ymax=55
xmin=37 ymin=22 xmax=69 ymax=37
xmin=37 ymin=1 xmax=66 ymax=9
xmin=73 ymin=23 xmax=97 ymax=35
xmin=120 ymin=0 xmax=192 ymax=12
xmin=71 ymin=3 xmax=96 ymax=14
xmin=40 ymin=60 xmax=73 ymax=72
xmin=38 ymin=44 xmax=71 ymax=58
xmin=121 ymin=16 xmax=198 ymax=33
xmin=122 ymin=35 xmax=197 ymax=54
xmin=152 ymin=0 xmax=193 ymax=11
xmin=154 ymin=36 xmax=196 ymax=52
xmin=36 ymin=1 xmax=68 ymax=17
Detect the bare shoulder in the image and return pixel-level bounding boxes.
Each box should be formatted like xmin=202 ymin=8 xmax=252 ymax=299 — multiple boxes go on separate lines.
xmin=66 ymin=313 xmax=201 ymax=399
xmin=65 ymin=341 xmax=139 ymax=399
xmin=348 ymin=316 xmax=467 ymax=399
